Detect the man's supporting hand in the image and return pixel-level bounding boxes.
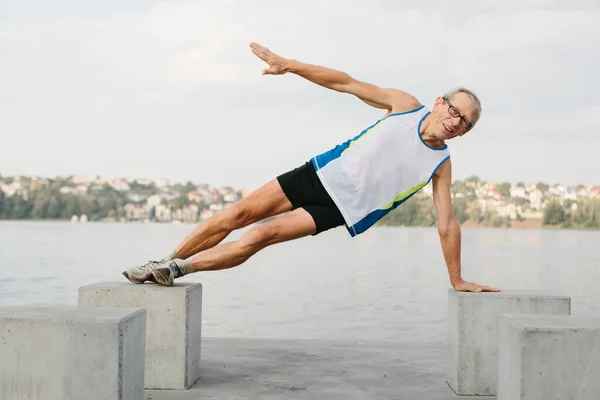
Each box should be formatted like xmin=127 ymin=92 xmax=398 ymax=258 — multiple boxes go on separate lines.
xmin=453 ymin=279 xmax=500 ymax=293
xmin=250 ymin=42 xmax=291 ymax=75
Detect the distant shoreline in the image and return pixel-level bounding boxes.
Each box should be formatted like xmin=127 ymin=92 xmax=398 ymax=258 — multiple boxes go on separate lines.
xmin=1 ymin=217 xmax=599 ymax=231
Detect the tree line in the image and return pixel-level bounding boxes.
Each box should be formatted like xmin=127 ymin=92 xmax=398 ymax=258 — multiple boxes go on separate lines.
xmin=376 ymin=195 xmax=600 ymax=229
xmin=0 ymin=184 xmax=129 ymax=221
xmin=1 ymin=178 xmax=599 ymax=229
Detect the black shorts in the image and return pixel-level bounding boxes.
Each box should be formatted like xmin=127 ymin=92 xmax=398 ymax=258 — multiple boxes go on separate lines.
xmin=277 ymin=161 xmax=346 ymax=235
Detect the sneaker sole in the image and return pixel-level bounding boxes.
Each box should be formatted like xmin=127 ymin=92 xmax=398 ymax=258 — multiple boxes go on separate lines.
xmin=152 ymin=268 xmax=174 ymax=286
xmin=122 ymin=271 xmax=144 ymax=284
xmin=122 ymin=271 xmax=156 ymax=284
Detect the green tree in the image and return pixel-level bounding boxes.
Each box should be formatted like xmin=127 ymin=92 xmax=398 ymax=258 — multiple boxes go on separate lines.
xmin=536 ymin=182 xmax=550 ymax=193
xmin=47 ymin=196 xmax=60 ymax=219
xmin=452 ymin=197 xmax=470 ymax=224
xmin=572 ymin=199 xmax=600 ymax=229
xmin=64 ymin=194 xmax=80 ymax=218
xmin=173 ymin=195 xmax=190 ymax=210
xmin=31 ymin=191 xmax=49 ymax=219
xmin=0 ymin=190 xmax=5 ymax=218
xmin=496 ymin=182 xmax=511 ymax=198
xmin=469 ymin=202 xmax=484 ymax=224
xmin=181 ymin=182 xmax=197 ymax=195
xmin=543 ymin=200 xmax=567 ymax=226
xmin=464 ymin=175 xmax=480 ymax=183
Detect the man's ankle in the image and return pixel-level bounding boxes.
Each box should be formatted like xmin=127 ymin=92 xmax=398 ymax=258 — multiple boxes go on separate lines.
xmin=164 ymin=250 xmax=183 ymax=261
xmin=170 ymin=258 xmax=195 ymax=276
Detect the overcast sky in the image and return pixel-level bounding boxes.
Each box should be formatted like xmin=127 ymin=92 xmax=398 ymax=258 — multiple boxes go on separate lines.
xmin=1 ymin=1 xmax=599 ymax=189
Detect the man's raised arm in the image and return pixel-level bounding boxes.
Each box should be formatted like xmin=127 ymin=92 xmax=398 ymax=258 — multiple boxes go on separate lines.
xmin=250 ymin=42 xmax=420 ymax=112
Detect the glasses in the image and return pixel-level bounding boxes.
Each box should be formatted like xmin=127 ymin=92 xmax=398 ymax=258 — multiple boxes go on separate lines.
xmin=443 ymin=97 xmax=472 ymax=129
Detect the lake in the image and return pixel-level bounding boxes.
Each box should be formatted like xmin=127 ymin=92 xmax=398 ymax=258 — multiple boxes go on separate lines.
xmin=0 ymin=221 xmax=598 ymax=343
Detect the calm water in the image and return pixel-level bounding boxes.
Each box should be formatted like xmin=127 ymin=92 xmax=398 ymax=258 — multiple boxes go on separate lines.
xmin=0 ymin=221 xmax=598 ymax=343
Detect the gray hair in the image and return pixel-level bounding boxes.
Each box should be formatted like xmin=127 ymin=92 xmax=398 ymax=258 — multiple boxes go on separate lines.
xmin=443 ymin=87 xmax=482 ymax=128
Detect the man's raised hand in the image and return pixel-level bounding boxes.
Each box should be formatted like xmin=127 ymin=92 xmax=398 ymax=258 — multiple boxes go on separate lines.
xmin=250 ymin=42 xmax=290 ymax=75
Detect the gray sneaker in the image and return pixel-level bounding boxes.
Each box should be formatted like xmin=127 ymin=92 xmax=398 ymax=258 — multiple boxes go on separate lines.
xmin=122 ymin=260 xmax=161 ymax=284
xmin=151 ymin=260 xmax=184 ymax=287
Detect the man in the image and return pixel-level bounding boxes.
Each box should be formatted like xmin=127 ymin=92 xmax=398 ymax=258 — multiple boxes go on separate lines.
xmin=123 ymin=42 xmax=499 ymax=293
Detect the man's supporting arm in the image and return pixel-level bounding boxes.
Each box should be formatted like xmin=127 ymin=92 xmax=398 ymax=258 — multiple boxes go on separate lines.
xmin=432 ymin=159 xmax=500 ymax=292
xmin=432 ymin=159 xmax=463 ymax=287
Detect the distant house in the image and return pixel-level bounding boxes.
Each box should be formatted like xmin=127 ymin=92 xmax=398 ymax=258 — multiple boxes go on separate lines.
xmin=218 ymin=186 xmax=235 ymax=196
xmin=155 ymin=179 xmax=170 ymax=188
xmin=146 ymin=194 xmax=166 ymax=207
xmin=181 ymin=205 xmax=199 ymax=223
xmin=127 ymin=193 xmax=145 ymax=202
xmin=528 ymin=189 xmax=543 ymax=210
xmin=76 ymin=184 xmax=89 ymax=195
xmin=0 ymin=183 xmax=16 ymax=196
xmin=109 ymin=179 xmax=130 ymax=192
xmin=223 ymin=193 xmax=239 ymax=203
xmin=72 ymin=176 xmax=90 ymax=185
xmin=60 ymin=186 xmax=78 ymax=195
xmin=155 ymin=204 xmax=171 ymax=222
xmin=488 ymin=190 xmax=502 ymax=201
xmin=124 ymin=204 xmax=151 ymax=221
xmin=200 ymin=209 xmax=215 ymax=220
xmin=564 ymin=188 xmax=577 ymax=202
xmin=496 ymin=203 xmax=519 ymax=219
xmin=510 ymin=186 xmax=526 ymax=198
xmin=187 ymin=190 xmax=203 ymax=203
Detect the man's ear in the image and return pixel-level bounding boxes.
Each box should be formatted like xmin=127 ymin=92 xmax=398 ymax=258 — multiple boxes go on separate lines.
xmin=432 ymin=96 xmax=444 ymax=111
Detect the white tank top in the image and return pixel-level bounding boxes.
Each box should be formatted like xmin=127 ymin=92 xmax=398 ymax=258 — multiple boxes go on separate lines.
xmin=311 ymin=105 xmax=450 ymax=237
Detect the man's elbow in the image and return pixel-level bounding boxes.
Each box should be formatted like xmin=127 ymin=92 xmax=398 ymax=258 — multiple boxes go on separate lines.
xmin=333 ymin=74 xmax=355 ymax=92
xmin=438 ymin=217 xmax=460 ymax=238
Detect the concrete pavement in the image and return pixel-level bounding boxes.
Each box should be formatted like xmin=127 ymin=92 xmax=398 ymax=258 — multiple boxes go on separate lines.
xmin=145 ymin=337 xmax=496 ymax=400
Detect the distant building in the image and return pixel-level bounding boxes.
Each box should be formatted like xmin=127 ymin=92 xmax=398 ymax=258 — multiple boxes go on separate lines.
xmin=109 ymin=179 xmax=130 ymax=192
xmin=72 ymin=176 xmax=90 ymax=185
xmin=528 ymin=189 xmax=543 ymax=210
xmin=510 ymin=186 xmax=526 ymax=198
xmin=156 ymin=179 xmax=170 ymax=188
xmin=124 ymin=204 xmax=151 ymax=221
xmin=187 ymin=190 xmax=203 ymax=203
xmin=146 ymin=194 xmax=166 ymax=207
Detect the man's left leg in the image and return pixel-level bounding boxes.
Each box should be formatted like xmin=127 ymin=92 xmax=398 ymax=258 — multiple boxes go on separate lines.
xmin=151 ymin=207 xmax=318 ymax=286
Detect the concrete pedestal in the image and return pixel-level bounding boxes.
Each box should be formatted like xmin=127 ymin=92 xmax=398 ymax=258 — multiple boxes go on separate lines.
xmin=498 ymin=314 xmax=600 ymax=400
xmin=446 ymin=289 xmax=571 ymax=395
xmin=79 ymin=281 xmax=203 ymax=390
xmin=0 ymin=306 xmax=146 ymax=400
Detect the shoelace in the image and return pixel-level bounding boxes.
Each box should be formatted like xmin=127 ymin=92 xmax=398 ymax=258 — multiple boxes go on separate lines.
xmin=139 ymin=260 xmax=161 ymax=271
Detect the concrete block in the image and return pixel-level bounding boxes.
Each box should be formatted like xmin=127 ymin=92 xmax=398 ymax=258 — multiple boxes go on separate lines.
xmin=0 ymin=306 xmax=146 ymax=400
xmin=498 ymin=314 xmax=600 ymax=400
xmin=447 ymin=289 xmax=571 ymax=395
xmin=79 ymin=281 xmax=203 ymax=390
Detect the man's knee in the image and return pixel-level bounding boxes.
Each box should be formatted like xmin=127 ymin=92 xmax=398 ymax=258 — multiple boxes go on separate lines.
xmin=218 ymin=203 xmax=252 ymax=230
xmin=239 ymin=225 xmax=275 ymax=252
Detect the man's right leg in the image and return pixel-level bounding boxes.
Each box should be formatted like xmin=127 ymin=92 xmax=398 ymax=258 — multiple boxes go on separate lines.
xmin=122 ymin=178 xmax=294 ymax=283
xmin=170 ymin=178 xmax=294 ymax=259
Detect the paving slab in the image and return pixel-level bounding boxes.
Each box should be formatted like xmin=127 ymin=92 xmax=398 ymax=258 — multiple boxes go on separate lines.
xmin=145 ymin=337 xmax=495 ymax=400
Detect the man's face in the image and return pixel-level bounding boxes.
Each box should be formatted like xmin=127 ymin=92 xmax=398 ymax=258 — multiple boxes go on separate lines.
xmin=432 ymin=92 xmax=476 ymax=140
